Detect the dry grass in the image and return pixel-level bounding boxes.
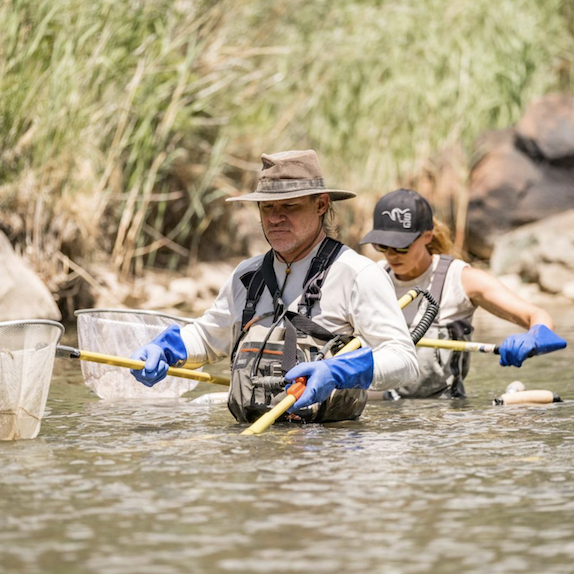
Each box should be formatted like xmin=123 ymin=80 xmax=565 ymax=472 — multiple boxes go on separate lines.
xmin=0 ymin=0 xmax=572 ymax=309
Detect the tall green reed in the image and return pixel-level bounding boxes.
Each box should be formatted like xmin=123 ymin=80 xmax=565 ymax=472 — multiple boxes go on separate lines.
xmin=0 ymin=0 xmax=572 ymax=292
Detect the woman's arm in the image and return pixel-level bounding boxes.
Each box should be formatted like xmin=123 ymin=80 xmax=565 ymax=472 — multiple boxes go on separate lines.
xmin=461 ymin=266 xmax=554 ymax=330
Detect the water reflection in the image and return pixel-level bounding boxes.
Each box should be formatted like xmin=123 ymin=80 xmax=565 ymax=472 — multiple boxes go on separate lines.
xmin=0 ymin=309 xmax=573 ymax=573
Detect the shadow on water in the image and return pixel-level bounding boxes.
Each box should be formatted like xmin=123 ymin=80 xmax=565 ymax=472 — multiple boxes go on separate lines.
xmin=1 ymin=307 xmax=573 ymax=573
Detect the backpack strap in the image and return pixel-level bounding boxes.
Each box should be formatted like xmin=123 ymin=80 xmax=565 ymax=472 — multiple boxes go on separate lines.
xmin=446 ymin=318 xmax=474 ymax=398
xmin=260 ymin=249 xmax=284 ymax=321
xmin=237 ymin=240 xmax=346 ymax=373
xmin=388 ymin=255 xmax=453 ymax=325
xmin=429 ymin=255 xmax=454 ymax=306
xmin=285 ymin=311 xmax=349 ymax=343
xmin=240 ymin=239 xmax=343 ymax=329
xmin=240 ymin=261 xmax=267 ymax=332
xmin=298 ymin=238 xmax=343 ymax=317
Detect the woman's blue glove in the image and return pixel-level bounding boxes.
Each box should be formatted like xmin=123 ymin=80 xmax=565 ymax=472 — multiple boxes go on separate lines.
xmin=499 ymin=324 xmax=567 ymax=368
xmin=130 ymin=325 xmax=187 ymax=386
xmin=285 ymin=348 xmax=374 ymax=411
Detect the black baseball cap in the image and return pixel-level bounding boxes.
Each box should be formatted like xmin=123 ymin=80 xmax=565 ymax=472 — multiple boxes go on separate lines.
xmin=360 ymin=188 xmax=434 ymax=248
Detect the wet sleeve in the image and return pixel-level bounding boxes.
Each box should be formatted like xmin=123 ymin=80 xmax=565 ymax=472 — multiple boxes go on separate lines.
xmin=349 ymin=264 xmax=420 ymax=390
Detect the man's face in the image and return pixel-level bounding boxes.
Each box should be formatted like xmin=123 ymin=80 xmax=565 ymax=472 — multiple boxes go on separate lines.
xmin=259 ymin=194 xmax=329 ymax=259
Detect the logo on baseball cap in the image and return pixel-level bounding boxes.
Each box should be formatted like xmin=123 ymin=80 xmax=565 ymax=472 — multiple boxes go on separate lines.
xmin=360 ymin=189 xmax=434 ymax=249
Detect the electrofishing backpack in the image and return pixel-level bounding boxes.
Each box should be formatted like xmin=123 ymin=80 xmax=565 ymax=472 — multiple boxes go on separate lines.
xmin=228 ymin=238 xmax=367 ymax=424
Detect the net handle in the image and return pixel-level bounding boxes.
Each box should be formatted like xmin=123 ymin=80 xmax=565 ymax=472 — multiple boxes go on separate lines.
xmin=56 ymin=345 xmax=230 ymax=387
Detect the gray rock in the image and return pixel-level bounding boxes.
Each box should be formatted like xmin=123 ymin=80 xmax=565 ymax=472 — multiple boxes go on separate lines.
xmin=562 ymin=280 xmax=574 ymax=301
xmin=467 ymin=95 xmax=574 ymax=260
xmin=490 ymin=210 xmax=574 ymax=294
xmin=0 ymin=231 xmax=61 ymax=321
xmin=515 ymin=94 xmax=574 ymax=162
xmin=537 ymin=263 xmax=574 ymax=294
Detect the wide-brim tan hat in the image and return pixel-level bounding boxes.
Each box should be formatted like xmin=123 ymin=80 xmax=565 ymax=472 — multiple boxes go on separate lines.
xmin=226 ymin=149 xmax=356 ymax=202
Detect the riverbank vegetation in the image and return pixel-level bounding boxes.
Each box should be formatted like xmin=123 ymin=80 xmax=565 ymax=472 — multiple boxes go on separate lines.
xmin=1 ymin=0 xmax=573 ymax=311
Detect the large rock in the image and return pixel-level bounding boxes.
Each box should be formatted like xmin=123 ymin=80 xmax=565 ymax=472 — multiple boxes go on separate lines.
xmin=467 ymin=95 xmax=574 ymax=260
xmin=515 ymin=94 xmax=574 ymax=163
xmin=490 ymin=210 xmax=574 ymax=297
xmin=0 ymin=231 xmax=61 ymax=321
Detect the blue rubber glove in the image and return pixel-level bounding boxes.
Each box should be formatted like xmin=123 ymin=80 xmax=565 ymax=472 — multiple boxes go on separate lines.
xmin=285 ymin=348 xmax=374 ymax=411
xmin=130 ymin=325 xmax=187 ymax=387
xmin=499 ymin=324 xmax=567 ymax=368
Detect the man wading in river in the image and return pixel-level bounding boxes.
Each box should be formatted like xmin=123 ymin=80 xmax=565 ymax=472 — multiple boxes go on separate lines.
xmin=130 ymin=150 xmax=419 ymax=423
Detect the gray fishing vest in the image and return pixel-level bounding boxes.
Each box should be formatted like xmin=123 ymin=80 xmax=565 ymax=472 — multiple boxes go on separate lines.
xmin=387 ymin=255 xmax=473 ymax=398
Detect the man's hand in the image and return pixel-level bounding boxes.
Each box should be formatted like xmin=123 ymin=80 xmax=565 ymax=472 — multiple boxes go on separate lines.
xmin=130 ymin=325 xmax=187 ymax=386
xmin=285 ymin=348 xmax=374 ymax=410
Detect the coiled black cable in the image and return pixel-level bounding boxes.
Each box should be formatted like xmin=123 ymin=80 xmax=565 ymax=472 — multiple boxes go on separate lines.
xmin=409 ymin=287 xmax=440 ymax=344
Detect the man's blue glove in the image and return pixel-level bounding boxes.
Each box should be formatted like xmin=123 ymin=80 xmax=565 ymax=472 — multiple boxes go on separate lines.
xmin=130 ymin=325 xmax=187 ymax=387
xmin=498 ymin=324 xmax=567 ymax=368
xmin=285 ymin=348 xmax=374 ymax=411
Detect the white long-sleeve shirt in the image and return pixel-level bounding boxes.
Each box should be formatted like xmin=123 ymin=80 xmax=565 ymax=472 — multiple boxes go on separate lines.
xmin=181 ymin=243 xmax=419 ymax=391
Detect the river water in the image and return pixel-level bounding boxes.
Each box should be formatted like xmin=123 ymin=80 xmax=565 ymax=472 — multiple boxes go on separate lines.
xmin=1 ymin=307 xmax=573 ymax=574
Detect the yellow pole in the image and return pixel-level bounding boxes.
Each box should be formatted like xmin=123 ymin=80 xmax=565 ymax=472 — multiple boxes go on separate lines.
xmin=57 ymin=346 xmax=230 ymax=386
xmin=396 ymin=289 xmax=420 ymax=310
xmin=241 ymin=379 xmax=306 ymax=436
xmin=241 ymin=288 xmax=421 ymax=435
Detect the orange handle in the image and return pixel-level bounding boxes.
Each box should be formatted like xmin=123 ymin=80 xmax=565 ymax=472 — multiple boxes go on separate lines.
xmin=286 ymin=377 xmax=307 ymax=399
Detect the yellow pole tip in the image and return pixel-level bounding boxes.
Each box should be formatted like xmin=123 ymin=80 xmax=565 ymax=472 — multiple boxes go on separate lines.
xmin=240 ymin=429 xmax=255 ymax=436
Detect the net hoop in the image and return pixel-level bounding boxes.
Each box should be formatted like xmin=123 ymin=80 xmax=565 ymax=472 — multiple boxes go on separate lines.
xmin=74 ymin=308 xmax=199 ymax=400
xmin=0 ymin=319 xmax=64 ymax=440
xmin=74 ymin=308 xmax=193 ymax=324
xmin=0 ymin=319 xmax=64 ymax=340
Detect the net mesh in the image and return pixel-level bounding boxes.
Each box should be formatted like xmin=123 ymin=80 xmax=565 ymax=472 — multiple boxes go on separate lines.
xmin=0 ymin=321 xmax=63 ymax=440
xmin=76 ymin=309 xmax=199 ymax=400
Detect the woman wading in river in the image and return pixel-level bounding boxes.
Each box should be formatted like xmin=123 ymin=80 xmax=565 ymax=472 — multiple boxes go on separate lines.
xmin=360 ymin=188 xmax=567 ymax=399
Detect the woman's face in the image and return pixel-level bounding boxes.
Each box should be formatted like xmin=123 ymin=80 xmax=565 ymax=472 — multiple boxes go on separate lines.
xmin=377 ymin=230 xmax=433 ymax=280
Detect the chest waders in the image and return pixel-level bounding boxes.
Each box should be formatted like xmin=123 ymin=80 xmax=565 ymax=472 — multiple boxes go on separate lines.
xmin=228 ymin=238 xmax=367 ymax=423
xmin=387 ymin=255 xmax=473 ymax=399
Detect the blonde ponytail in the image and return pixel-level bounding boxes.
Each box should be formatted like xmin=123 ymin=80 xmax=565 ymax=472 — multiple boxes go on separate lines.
xmin=427 ymin=217 xmax=453 ymax=255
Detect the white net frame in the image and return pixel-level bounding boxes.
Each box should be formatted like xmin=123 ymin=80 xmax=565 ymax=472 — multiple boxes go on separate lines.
xmin=75 ymin=309 xmax=199 ymax=400
xmin=0 ymin=320 xmax=64 ymax=440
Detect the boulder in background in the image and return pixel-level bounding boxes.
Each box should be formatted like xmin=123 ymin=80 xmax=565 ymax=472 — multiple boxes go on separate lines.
xmin=490 ymin=210 xmax=574 ymax=300
xmin=0 ymin=231 xmax=61 ymax=321
xmin=515 ymin=93 xmax=574 ymax=164
xmin=467 ymin=94 xmax=574 ymax=260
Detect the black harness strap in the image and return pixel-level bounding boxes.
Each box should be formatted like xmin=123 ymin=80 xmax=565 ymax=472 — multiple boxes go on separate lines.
xmin=240 ymin=264 xmax=268 ymax=331
xmin=281 ymin=318 xmax=299 ymax=374
xmin=260 ymin=249 xmax=285 ymax=321
xmin=285 ymin=311 xmax=347 ymax=343
xmin=298 ymin=238 xmax=343 ymax=317
xmin=240 ymin=238 xmax=343 ymax=330
xmin=236 ymin=238 xmax=345 ymax=374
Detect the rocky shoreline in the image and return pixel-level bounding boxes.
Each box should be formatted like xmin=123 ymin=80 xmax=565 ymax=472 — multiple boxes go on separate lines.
xmin=2 ymin=225 xmax=573 ymax=324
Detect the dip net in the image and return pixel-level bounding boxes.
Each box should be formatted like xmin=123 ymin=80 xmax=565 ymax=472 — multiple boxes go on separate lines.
xmin=75 ymin=309 xmax=199 ymax=400
xmin=0 ymin=320 xmax=63 ymax=440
